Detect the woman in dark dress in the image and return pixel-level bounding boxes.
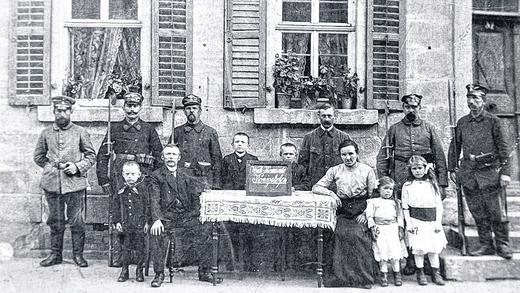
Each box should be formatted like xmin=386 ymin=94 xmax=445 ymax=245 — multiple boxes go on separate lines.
xmin=312 ymin=139 xmax=377 ymax=288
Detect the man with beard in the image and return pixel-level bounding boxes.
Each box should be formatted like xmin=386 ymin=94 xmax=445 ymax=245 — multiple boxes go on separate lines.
xmin=148 ymin=144 xmax=218 ymax=287
xmin=448 ymin=84 xmax=512 ymax=259
xmin=34 ymin=96 xmax=96 ymax=267
xmin=376 ymin=93 xmax=448 ymax=275
xmin=297 ymin=103 xmax=350 ymax=274
xmin=169 ymin=94 xmax=222 ymax=189
xmin=97 ymin=92 xmax=163 ymax=267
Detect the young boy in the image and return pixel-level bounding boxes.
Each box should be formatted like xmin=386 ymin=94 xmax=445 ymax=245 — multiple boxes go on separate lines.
xmin=113 ymin=161 xmax=149 ymax=282
xmin=280 ymin=142 xmax=310 ymax=191
xmin=221 ymin=132 xmax=258 ymax=189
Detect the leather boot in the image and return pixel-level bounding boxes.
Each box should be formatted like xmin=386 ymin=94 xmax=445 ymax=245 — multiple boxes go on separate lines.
xmin=380 ymin=272 xmax=388 ymax=287
xmin=393 ymin=271 xmax=402 ymax=286
xmin=118 ymin=266 xmax=129 ymax=282
xmin=494 ymin=222 xmax=513 ymax=259
xmin=136 ymin=266 xmax=145 ymax=282
xmin=151 ymin=272 xmax=164 ymax=288
xmin=72 ymin=254 xmax=88 ymax=267
xmin=416 ymin=268 xmax=427 ymax=286
xmin=40 ymin=253 xmax=62 ymax=267
xmin=402 ymin=251 xmax=416 ymax=275
xmin=431 ymin=268 xmax=445 ymax=285
xmin=471 ymin=222 xmax=495 ymax=256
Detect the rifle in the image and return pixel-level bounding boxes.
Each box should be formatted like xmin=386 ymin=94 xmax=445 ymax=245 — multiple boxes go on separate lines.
xmin=105 ymin=95 xmax=115 ymax=266
xmin=447 ymin=80 xmax=468 ymax=256
xmin=170 ymin=100 xmax=176 ymax=144
xmin=382 ymin=99 xmax=394 ymax=173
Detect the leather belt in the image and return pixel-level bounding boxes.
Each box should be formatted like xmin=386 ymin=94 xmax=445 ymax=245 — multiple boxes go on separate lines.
xmin=115 ymin=154 xmax=136 ymax=160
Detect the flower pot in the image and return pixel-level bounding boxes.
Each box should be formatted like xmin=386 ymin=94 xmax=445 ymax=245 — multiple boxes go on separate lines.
xmin=276 ymin=93 xmax=291 ymax=109
xmin=339 ymin=94 xmax=356 ymax=109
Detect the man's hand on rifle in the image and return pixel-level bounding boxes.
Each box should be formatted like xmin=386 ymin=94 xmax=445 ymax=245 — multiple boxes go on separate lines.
xmin=63 ymin=162 xmax=79 ymax=176
xmin=102 ymin=184 xmax=112 ymax=195
xmin=144 ymin=222 xmax=150 ymax=234
xmin=150 ymin=219 xmax=164 ymax=236
xmin=500 ymin=174 xmax=511 ymax=187
xmin=115 ymin=223 xmax=123 ymax=233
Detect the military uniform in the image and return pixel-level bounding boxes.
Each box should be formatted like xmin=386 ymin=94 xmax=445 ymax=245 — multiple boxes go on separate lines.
xmin=448 ymin=85 xmax=512 ymax=257
xmin=148 ymin=166 xmax=212 ymax=274
xmin=112 ymin=179 xmax=150 ymax=267
xmin=376 ymin=117 xmax=448 ymax=197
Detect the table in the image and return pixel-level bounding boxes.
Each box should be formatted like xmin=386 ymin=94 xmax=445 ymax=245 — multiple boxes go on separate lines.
xmin=199 ymin=190 xmax=338 ymax=287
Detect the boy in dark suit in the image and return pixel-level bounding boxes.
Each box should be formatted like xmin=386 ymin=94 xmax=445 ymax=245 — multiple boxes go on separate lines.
xmin=280 ymin=142 xmax=310 ymax=191
xmin=221 ymin=132 xmax=258 ymax=189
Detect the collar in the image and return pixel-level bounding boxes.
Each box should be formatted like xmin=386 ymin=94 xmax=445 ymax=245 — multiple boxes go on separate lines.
xmin=469 ymin=109 xmax=486 ymax=122
xmin=123 ymin=119 xmax=142 ymax=131
xmin=402 ymin=117 xmax=422 ymax=126
xmin=165 ymin=165 xmax=177 ymax=174
xmin=184 ymin=121 xmax=204 ymax=133
xmin=317 ymin=126 xmax=335 ymax=137
xmin=235 ymin=152 xmax=246 ymax=159
xmin=344 ymin=162 xmax=359 ymax=169
xmin=320 ymin=125 xmax=334 ymax=132
xmin=53 ymin=122 xmax=73 ymax=130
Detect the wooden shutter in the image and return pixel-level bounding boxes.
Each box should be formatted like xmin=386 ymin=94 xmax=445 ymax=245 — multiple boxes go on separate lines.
xmin=367 ymin=0 xmax=404 ymax=110
xmin=151 ymin=0 xmax=192 ymax=107
xmin=223 ymin=0 xmax=266 ymax=109
xmin=8 ymin=0 xmax=51 ymax=106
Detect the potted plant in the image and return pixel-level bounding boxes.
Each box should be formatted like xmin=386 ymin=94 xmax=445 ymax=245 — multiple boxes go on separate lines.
xmin=337 ymin=66 xmax=359 ymax=109
xmin=273 ymin=52 xmax=302 ymax=108
xmin=300 ymin=64 xmax=338 ymax=109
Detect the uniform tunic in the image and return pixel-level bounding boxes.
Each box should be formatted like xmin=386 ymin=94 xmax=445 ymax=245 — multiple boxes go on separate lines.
xmin=376 ymin=118 xmax=448 ymax=197
xmin=171 ymin=121 xmax=222 ymax=189
xmin=401 ymin=180 xmax=447 ymax=255
xmin=365 ymin=198 xmax=407 ymax=261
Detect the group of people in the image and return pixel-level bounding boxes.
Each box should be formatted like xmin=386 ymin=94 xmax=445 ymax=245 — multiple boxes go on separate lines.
xmin=33 ymin=83 xmax=513 ymax=289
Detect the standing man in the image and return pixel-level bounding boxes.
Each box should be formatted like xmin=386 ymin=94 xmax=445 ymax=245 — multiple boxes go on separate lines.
xmin=34 ymin=96 xmax=96 ymax=267
xmin=297 ymin=103 xmax=350 ymax=274
xmin=170 ymin=94 xmax=222 ymax=189
xmin=298 ymin=103 xmax=351 ymax=187
xmin=149 ymin=144 xmax=219 ymax=287
xmin=448 ymin=84 xmax=512 ymax=259
xmin=376 ymin=93 xmax=448 ymax=274
xmin=96 ymin=92 xmax=163 ymax=267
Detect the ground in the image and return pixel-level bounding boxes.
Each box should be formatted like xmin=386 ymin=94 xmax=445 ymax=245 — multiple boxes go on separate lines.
xmin=1 ymin=258 xmax=519 ymax=293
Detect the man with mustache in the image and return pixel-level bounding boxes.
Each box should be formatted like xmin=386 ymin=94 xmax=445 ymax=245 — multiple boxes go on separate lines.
xmin=297 ymin=103 xmax=351 ymax=274
xmin=376 ymin=94 xmax=448 ymax=275
xmin=169 ymin=94 xmax=222 ymax=189
xmin=97 ymin=92 xmax=163 ymax=267
xmin=34 ymin=96 xmax=96 ymax=267
xmin=448 ymin=84 xmax=512 ymax=259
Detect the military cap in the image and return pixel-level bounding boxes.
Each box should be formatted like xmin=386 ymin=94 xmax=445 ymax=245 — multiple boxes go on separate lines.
xmin=52 ymin=95 xmax=75 ymax=110
xmin=466 ymin=84 xmax=489 ymax=98
xmin=123 ymin=92 xmax=143 ymax=105
xmin=182 ymin=94 xmax=201 ymax=107
xmin=401 ymin=94 xmax=423 ymax=104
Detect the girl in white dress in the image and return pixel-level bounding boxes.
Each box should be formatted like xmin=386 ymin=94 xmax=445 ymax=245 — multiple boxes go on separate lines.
xmin=366 ymin=176 xmax=407 ymax=287
xmin=401 ymin=155 xmax=447 ymax=286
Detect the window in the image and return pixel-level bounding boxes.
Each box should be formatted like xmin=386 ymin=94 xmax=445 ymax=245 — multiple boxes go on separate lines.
xmin=473 ymin=0 xmax=520 ymax=14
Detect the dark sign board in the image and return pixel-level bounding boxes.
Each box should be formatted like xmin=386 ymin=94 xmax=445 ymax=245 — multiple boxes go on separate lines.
xmin=246 ymin=161 xmax=292 ymax=196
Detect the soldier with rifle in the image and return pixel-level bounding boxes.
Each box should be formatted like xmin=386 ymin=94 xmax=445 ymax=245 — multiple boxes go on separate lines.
xmin=376 ymin=93 xmax=448 ymax=275
xmin=448 ymin=84 xmax=513 ymax=259
xmin=97 ymin=92 xmax=163 ymax=267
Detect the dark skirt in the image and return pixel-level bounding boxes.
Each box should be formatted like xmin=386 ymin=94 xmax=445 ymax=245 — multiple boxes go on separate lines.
xmin=324 ymin=215 xmax=376 ymax=288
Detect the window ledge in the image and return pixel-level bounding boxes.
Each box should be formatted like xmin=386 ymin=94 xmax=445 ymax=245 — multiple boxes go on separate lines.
xmin=253 ymin=108 xmax=378 ymax=125
xmin=37 ymin=105 xmax=164 ymax=123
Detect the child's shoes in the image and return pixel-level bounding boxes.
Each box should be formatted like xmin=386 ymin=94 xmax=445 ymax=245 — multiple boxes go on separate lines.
xmin=380 ymin=272 xmax=388 ymax=287
xmin=393 ymin=271 xmax=402 ymax=286
xmin=431 ymin=268 xmax=445 ymax=286
xmin=416 ymin=268 xmax=428 ymax=285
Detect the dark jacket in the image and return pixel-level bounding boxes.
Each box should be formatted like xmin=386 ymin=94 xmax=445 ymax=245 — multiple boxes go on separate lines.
xmin=170 ymin=121 xmax=223 ymax=189
xmin=149 ymin=166 xmax=204 ymax=226
xmin=376 ymin=118 xmax=448 ymax=195
xmin=298 ymin=126 xmax=351 ymax=186
xmin=34 ymin=122 xmax=96 ymax=194
xmin=112 ymin=178 xmax=149 ymax=232
xmin=221 ymin=152 xmax=258 ymax=190
xmin=96 ymin=118 xmax=163 ymax=190
xmin=448 ymin=110 xmax=511 ymax=190
xmin=291 ymin=162 xmax=310 ymax=191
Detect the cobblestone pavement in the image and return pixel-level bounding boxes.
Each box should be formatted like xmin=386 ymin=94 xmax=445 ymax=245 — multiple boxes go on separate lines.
xmin=1 ymin=258 xmax=519 ymax=293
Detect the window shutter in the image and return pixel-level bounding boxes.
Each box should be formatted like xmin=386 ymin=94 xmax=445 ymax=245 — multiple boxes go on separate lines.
xmin=367 ymin=0 xmax=403 ymax=109
xmin=151 ymin=0 xmax=192 ymax=107
xmin=223 ymin=0 xmax=266 ymax=109
xmin=8 ymin=0 xmax=51 ymax=106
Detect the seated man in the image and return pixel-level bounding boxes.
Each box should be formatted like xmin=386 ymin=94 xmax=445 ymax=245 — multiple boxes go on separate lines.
xmin=149 ymin=144 xmax=219 ymax=287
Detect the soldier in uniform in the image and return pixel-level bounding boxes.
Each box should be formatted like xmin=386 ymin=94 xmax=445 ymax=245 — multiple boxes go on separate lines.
xmin=169 ymin=94 xmax=222 ymax=189
xmin=96 ymin=92 xmax=163 ymax=266
xmin=376 ymin=93 xmax=448 ymax=274
xmin=149 ymin=144 xmax=218 ymax=287
xmin=34 ymin=96 xmax=96 ymax=267
xmin=448 ymin=84 xmax=512 ymax=259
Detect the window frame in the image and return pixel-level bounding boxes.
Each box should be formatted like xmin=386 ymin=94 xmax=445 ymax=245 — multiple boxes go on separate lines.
xmin=266 ymin=0 xmax=366 ymax=108
xmin=50 ymin=0 xmax=152 ymax=105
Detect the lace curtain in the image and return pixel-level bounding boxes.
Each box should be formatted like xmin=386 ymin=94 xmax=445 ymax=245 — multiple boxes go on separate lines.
xmin=69 ymin=27 xmax=140 ymax=99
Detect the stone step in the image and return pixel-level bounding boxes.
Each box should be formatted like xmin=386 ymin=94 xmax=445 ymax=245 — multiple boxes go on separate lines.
xmin=507 ymin=197 xmax=520 ymax=213
xmin=446 ymin=226 xmax=520 ymax=252
xmin=441 ymin=246 xmax=520 ymax=281
xmin=17 ymin=249 xmax=108 ymax=260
